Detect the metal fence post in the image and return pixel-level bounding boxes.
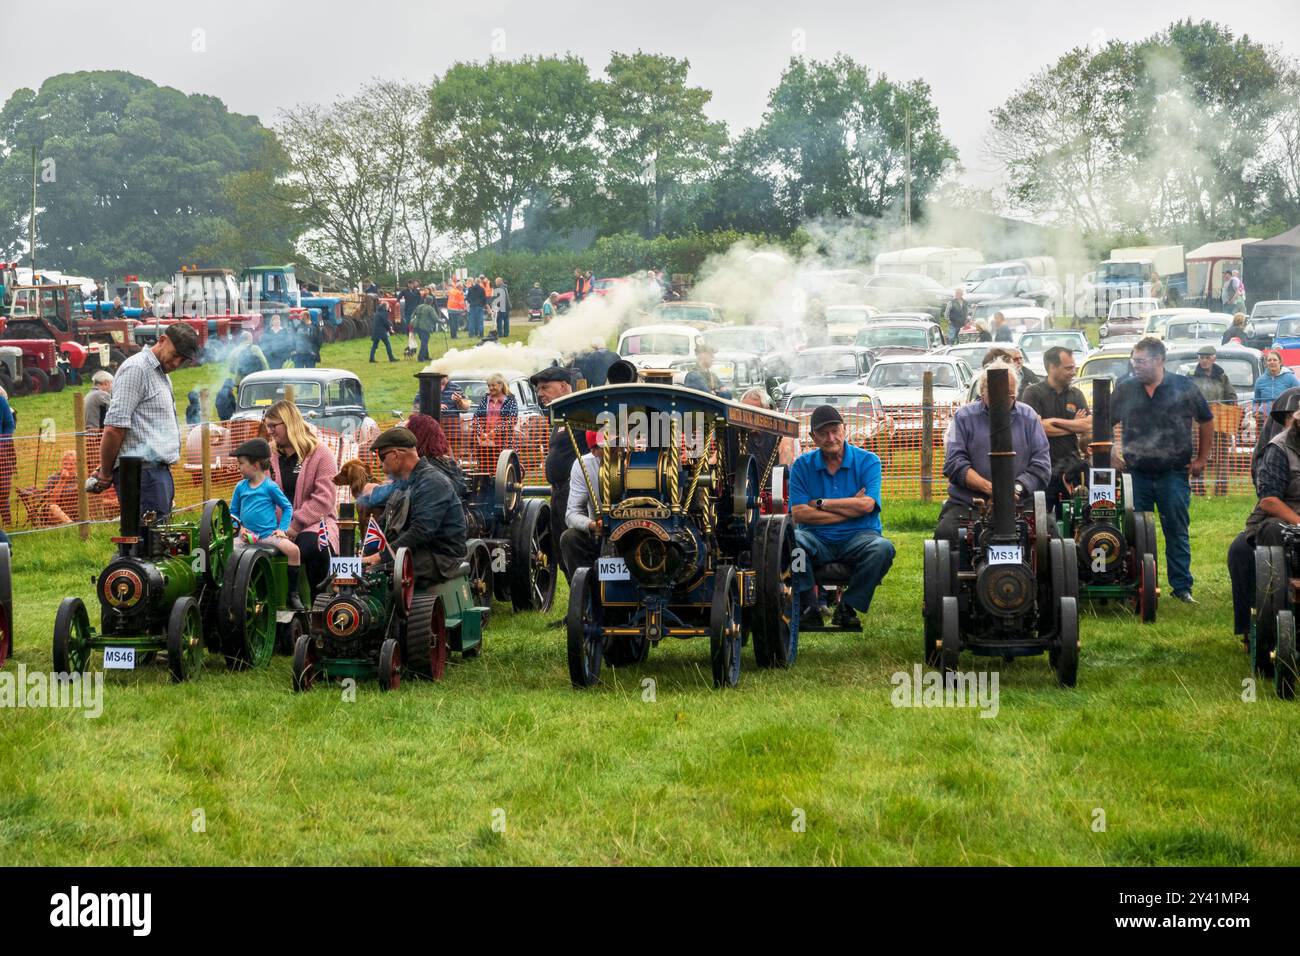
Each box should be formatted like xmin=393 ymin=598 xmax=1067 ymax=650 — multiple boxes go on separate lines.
xmin=921 ymin=371 xmax=934 ymax=502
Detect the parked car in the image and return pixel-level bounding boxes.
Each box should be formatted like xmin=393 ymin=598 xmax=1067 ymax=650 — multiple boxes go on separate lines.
xmin=933 ymin=342 xmax=1028 ymax=370
xmin=962 ymin=260 xmax=1033 ymax=291
xmin=1248 ymin=300 xmax=1300 ymax=341
xmin=1098 ymin=297 xmax=1164 ymax=340
xmin=1078 ymin=347 xmax=1136 ymax=383
xmin=853 ymin=320 xmax=946 ymax=352
xmin=651 ymin=301 xmax=724 ymax=327
xmin=965 ymin=275 xmax=1059 ymax=313
xmin=970 ymin=298 xmax=1037 ymax=326
xmin=1014 ymin=329 xmax=1090 ymax=375
xmin=781 ymin=383 xmax=894 ymax=459
xmin=700 ymin=324 xmax=795 ymax=378
xmin=860 ymin=273 xmax=953 ymax=317
xmin=1162 ymin=315 xmax=1232 ymax=344
xmin=774 ymin=345 xmax=878 ymax=403
xmin=229 ymin=368 xmax=379 ymax=442
xmin=1141 ymin=307 xmax=1214 ymax=340
xmin=862 ymin=354 xmax=973 ymax=413
xmin=616 ymin=324 xmax=703 ymax=370
xmin=824 ymin=304 xmax=881 ymax=344
xmin=1268 ymin=315 xmax=1300 ymax=369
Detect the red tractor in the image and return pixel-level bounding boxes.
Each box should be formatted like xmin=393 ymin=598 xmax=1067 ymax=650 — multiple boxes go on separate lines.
xmin=3 ymin=283 xmax=137 ymax=372
xmin=0 ymin=335 xmax=90 ymax=395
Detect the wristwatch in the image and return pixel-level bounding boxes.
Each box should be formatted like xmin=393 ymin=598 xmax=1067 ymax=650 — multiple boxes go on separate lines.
xmin=1014 ymin=481 xmax=1026 ymax=498
xmin=814 ymin=498 xmax=825 ymax=510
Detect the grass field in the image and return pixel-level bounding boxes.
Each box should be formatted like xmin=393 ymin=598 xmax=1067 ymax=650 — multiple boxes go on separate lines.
xmin=3 ymin=318 xmax=1299 ymax=866
xmin=3 ymin=495 xmax=1299 ymax=865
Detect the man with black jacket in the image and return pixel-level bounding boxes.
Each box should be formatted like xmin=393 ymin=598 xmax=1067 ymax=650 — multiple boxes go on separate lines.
xmin=465 ymin=276 xmax=488 ymax=338
xmin=397 ymin=279 xmax=423 ymax=330
xmin=365 ymin=427 xmax=466 ymax=587
xmin=532 ymin=365 xmax=588 ymax=624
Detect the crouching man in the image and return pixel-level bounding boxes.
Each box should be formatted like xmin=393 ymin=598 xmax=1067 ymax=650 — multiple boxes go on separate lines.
xmin=789 ymin=404 xmax=896 ymax=629
xmin=364 ymin=426 xmax=467 ymax=586
xmin=936 ymin=361 xmax=1051 ymax=544
xmin=1228 ymin=392 xmax=1300 ymax=650
xmin=560 ymin=429 xmax=605 ymax=575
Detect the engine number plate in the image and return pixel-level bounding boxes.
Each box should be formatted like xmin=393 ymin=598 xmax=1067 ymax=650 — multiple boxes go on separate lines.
xmin=987 ymin=545 xmax=1023 ymax=566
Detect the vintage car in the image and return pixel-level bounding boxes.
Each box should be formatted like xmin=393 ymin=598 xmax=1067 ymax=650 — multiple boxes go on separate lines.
xmin=853 ymin=319 xmax=946 ymax=352
xmin=1014 ymin=329 xmax=1090 ymax=376
xmin=700 ymin=324 xmax=794 ymax=378
xmin=230 ymin=368 xmax=378 ymax=443
xmin=1163 ymin=315 xmax=1233 ymax=344
xmin=773 ymin=345 xmax=877 ymax=404
xmin=1141 ymin=307 xmax=1212 ymax=340
xmin=1098 ymin=297 xmax=1166 ymax=340
xmin=781 ymin=383 xmax=894 ymax=462
xmin=651 ymin=301 xmax=724 ymax=327
xmin=1250 ymin=300 xmax=1300 ymax=342
xmin=932 ymin=342 xmax=1028 ymax=371
xmin=616 ymin=323 xmax=703 ymax=371
xmin=862 ymin=354 xmax=972 ymax=428
xmin=964 ymin=275 xmax=1060 ymax=313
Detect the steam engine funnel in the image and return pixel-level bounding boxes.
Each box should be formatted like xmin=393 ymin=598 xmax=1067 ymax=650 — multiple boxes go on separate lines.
xmin=1091 ymin=377 xmax=1112 ymax=470
xmin=118 ymin=456 xmax=142 ymax=539
xmin=605 ymin=360 xmax=639 ymax=385
xmin=339 ymin=502 xmax=356 ymax=558
xmin=986 ymin=368 xmax=1017 ymax=540
xmin=416 ymin=371 xmax=440 ymax=416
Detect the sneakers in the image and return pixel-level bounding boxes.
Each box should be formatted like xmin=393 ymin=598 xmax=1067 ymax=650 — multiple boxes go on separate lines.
xmin=1173 ymin=590 xmax=1198 ymax=605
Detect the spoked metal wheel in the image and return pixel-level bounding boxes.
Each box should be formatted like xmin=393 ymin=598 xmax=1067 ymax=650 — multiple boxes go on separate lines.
xmin=166 ymin=597 xmax=205 ymax=682
xmin=494 ymin=449 xmax=524 ymax=525
xmin=390 ymin=546 xmax=415 ymax=618
xmin=710 ymin=565 xmax=742 ymax=689
xmin=378 ymin=638 xmax=402 ymax=692
xmin=1275 ymin=610 xmax=1299 ymax=700
xmin=566 ymin=567 xmax=604 ymax=688
xmin=466 ymin=538 xmax=495 ymax=608
xmin=1052 ymin=596 xmax=1079 ymax=688
xmin=731 ymin=454 xmax=761 ymax=534
xmin=291 ymin=634 xmax=318 ymax=692
xmin=510 ymin=498 xmax=557 ymax=612
xmin=221 ymin=549 xmax=277 ymax=670
xmin=199 ymin=499 xmax=233 ymax=586
xmin=404 ymin=592 xmax=448 ymax=680
xmin=939 ymin=595 xmax=961 ymax=675
xmin=751 ymin=514 xmax=800 ymax=668
xmin=53 ymin=596 xmax=93 ymax=673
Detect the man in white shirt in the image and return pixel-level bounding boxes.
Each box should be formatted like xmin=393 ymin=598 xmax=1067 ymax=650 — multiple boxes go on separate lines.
xmin=560 ymin=429 xmax=605 ymax=577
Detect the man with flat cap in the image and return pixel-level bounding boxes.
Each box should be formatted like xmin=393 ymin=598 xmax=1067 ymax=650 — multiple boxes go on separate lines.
xmin=1228 ymin=391 xmax=1300 ymax=651
xmin=366 ymin=426 xmax=466 ymax=590
xmin=89 ymin=323 xmax=202 ymax=522
xmin=789 ymin=403 xmax=896 ymax=630
xmin=531 ymin=365 xmax=588 ymax=620
xmin=1189 ymin=343 xmax=1237 ymax=497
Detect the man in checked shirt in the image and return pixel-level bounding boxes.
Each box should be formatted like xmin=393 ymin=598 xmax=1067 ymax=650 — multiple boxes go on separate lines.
xmin=89 ymin=324 xmax=201 ymax=523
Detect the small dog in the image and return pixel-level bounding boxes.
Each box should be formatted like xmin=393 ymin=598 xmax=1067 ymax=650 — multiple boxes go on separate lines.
xmin=334 ymin=459 xmax=373 ymax=500
xmin=402 ymin=332 xmax=419 ymax=360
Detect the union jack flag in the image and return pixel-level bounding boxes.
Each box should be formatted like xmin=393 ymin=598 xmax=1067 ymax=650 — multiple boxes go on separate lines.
xmin=362 ymin=516 xmax=389 ymax=556
xmin=317 ymin=516 xmax=331 ymax=555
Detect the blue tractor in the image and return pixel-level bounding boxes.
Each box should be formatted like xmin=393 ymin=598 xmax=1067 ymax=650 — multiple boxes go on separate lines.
xmin=240 ymin=265 xmax=356 ymax=341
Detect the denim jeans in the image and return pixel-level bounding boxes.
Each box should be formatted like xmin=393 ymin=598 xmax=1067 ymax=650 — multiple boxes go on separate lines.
xmin=497 ymin=310 xmax=510 ymax=338
xmin=1130 ymin=468 xmax=1192 ymax=594
xmin=792 ymin=527 xmax=896 ymax=614
xmin=114 ymin=463 xmax=174 ymax=524
xmin=468 ymin=305 xmax=485 ymax=337
xmin=417 ymin=329 xmax=431 ymax=361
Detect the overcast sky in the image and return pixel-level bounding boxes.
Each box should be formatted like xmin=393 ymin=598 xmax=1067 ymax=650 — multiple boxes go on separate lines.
xmin=3 ymin=0 xmax=1299 ymax=189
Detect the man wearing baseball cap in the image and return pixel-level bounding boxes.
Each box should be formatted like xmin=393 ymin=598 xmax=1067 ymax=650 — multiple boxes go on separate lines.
xmin=1227 ymin=390 xmax=1300 ymax=650
xmin=1189 ymin=343 xmax=1237 ymax=497
xmin=788 ymin=403 xmax=896 ymax=630
xmin=89 ymin=322 xmax=202 ymax=522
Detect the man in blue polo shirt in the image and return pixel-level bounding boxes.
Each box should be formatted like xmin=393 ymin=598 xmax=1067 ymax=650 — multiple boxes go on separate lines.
xmin=789 ymin=404 xmax=896 ymax=629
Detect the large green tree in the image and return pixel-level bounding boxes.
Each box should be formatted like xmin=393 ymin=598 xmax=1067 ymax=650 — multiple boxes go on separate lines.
xmin=422 ymin=57 xmax=598 ymax=253
xmin=596 ymin=51 xmax=728 ymax=238
xmin=0 ymin=70 xmax=287 ymax=278
xmin=747 ymin=56 xmax=957 ymax=225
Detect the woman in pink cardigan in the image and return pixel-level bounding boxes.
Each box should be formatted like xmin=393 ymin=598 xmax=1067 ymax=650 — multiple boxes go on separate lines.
xmin=261 ymin=400 xmax=339 ymax=593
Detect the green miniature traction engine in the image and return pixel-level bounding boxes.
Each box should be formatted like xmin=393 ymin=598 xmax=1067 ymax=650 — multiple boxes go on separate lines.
xmin=51 ymin=456 xmax=299 ymax=678
xmin=1056 ymin=377 xmax=1159 ymax=621
xmin=292 ymin=503 xmax=487 ymax=692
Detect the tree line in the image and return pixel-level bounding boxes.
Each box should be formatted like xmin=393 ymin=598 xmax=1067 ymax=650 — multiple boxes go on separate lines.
xmin=0 ymin=19 xmax=1296 ymax=284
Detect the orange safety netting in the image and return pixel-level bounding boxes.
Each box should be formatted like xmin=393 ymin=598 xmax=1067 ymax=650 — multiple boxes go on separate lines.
xmin=0 ymin=399 xmax=1272 ymax=536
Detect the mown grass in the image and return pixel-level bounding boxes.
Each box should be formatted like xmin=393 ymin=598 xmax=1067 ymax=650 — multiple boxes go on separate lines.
xmin=3 ymin=490 xmax=1299 ymax=865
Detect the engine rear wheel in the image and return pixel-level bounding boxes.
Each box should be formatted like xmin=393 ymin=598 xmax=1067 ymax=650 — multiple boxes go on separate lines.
xmin=1253 ymin=545 xmax=1287 ymax=677
xmin=566 ymin=567 xmax=603 ymax=688
xmin=378 ymin=638 xmax=402 ymax=691
xmin=1052 ymin=596 xmax=1079 ymax=688
xmin=752 ymin=514 xmax=799 ymax=668
xmin=509 ymin=498 xmax=556 ymax=612
xmin=221 ymin=549 xmax=276 ymax=670
xmin=1275 ymin=610 xmax=1299 ymax=700
xmin=939 ymin=595 xmax=961 ymax=675
xmin=404 ymin=591 xmax=448 ymax=680
xmin=1136 ymin=553 xmax=1158 ymax=623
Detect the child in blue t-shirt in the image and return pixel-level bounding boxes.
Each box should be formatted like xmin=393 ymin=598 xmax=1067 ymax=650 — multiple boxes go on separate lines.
xmin=229 ymin=438 xmax=305 ymax=609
